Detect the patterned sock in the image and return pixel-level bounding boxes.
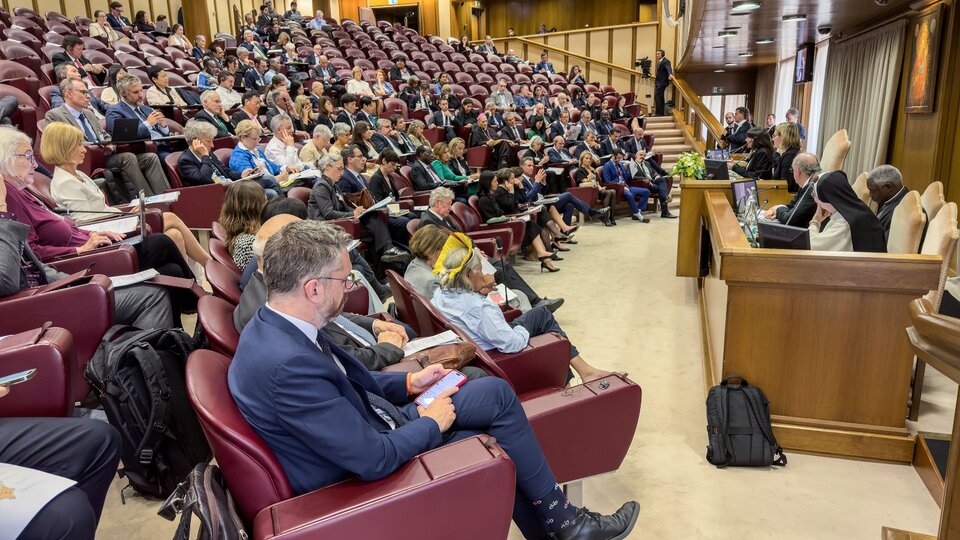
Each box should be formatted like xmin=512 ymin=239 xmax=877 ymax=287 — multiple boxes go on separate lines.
xmin=531 ymin=483 xmax=578 ymax=533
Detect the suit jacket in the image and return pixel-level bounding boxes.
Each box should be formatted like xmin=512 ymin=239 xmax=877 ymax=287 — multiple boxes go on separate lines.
xmin=419 ymin=209 xmax=459 ymax=231
xmin=231 ymin=109 xmax=261 ymax=129
xmin=371 ymin=132 xmax=403 ymax=155
xmin=228 ymin=306 xmax=441 ymax=495
xmin=410 ymin=160 xmax=443 ymax=191
xmin=534 ymin=61 xmax=554 ymax=75
xmin=655 ymin=58 xmax=672 ymax=87
xmin=732 ymin=147 xmax=773 ymax=180
xmin=193 ymin=109 xmax=234 ymax=138
xmin=244 ymin=69 xmax=267 ymax=92
xmin=105 ymin=101 xmax=169 ymax=140
xmin=621 ymin=136 xmax=648 ymax=160
xmin=51 ymin=52 xmax=104 ymax=86
xmin=600 ymin=138 xmax=627 ymax=158
xmin=308 ymin=175 xmax=354 ymax=220
xmin=177 ymin=149 xmax=240 ymax=186
xmin=876 ymin=187 xmax=908 ymax=236
xmin=45 ymin=105 xmax=110 ymax=143
xmin=325 ymin=315 xmax=406 ymax=371
xmin=724 ymin=121 xmax=752 ymax=151
xmin=573 ymin=142 xmax=600 ymax=161
xmin=311 ymin=64 xmax=339 ymax=84
xmin=337 ymin=168 xmax=367 ymax=194
xmin=356 ymin=110 xmax=376 ymax=127
xmin=773 ymin=148 xmax=800 ymax=192
xmin=601 ymin=160 xmax=630 ymax=184
xmin=191 ymin=46 xmax=206 ymax=60
xmin=0 ymin=218 xmax=67 ymax=297
xmin=336 ymin=110 xmax=357 ymax=128
xmin=106 ymin=13 xmax=131 ymax=29
xmin=775 ymin=181 xmax=817 ymax=227
xmin=368 ymin=169 xmax=400 ymax=202
xmin=547 ymin=146 xmax=574 ymax=163
xmin=499 ymin=124 xmax=525 ymax=144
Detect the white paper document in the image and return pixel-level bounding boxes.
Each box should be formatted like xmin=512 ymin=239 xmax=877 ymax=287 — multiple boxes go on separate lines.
xmin=0 ymin=463 xmax=77 ymax=539
xmin=109 ymin=268 xmax=160 ymax=289
xmin=403 ymin=330 xmax=461 ymax=356
xmin=79 ymin=216 xmax=139 ymax=234
xmin=358 ymin=196 xmax=394 ymax=218
xmin=124 ymin=192 xmax=180 ymax=207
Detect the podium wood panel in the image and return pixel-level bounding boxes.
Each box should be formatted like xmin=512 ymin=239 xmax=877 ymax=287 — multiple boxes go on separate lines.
xmin=696 ymin=192 xmax=942 ymax=462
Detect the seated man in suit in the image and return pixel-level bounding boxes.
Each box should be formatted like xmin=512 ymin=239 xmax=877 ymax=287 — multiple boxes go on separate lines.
xmin=308 ymin=153 xmax=411 ymax=265
xmin=547 ymin=110 xmax=576 ymax=143
xmin=239 ymin=30 xmax=268 ymax=61
xmin=231 ymin=90 xmax=265 ymax=131
xmin=499 ymin=112 xmax=527 ymax=156
xmin=178 ymin=120 xmax=252 ymax=186
xmin=46 ymin=78 xmax=170 ymax=196
xmin=228 ymin=219 xmax=638 ymax=540
xmin=337 ymin=94 xmax=359 ymax=128
xmin=193 ymin=90 xmax=235 ymax=138
xmin=51 ymin=36 xmax=107 ymax=87
xmin=106 ymin=1 xmax=134 ymax=31
xmin=410 ymin=145 xmax=447 ymax=192
xmin=244 ymin=58 xmax=270 ymax=93
xmin=371 ymin=118 xmax=407 ymax=156
xmin=603 ymin=153 xmax=651 ymax=223
xmin=104 ymin=76 xmax=177 ymax=161
xmin=421 ymin=187 xmax=563 ymax=313
xmin=355 ymin=96 xmax=377 ymax=127
xmin=339 ymin=144 xmax=410 ymax=244
xmin=534 ymin=53 xmax=555 ymax=75
xmin=546 ymin=136 xmax=577 ymax=166
xmin=310 ymin=55 xmax=346 ymax=97
xmin=428 ymin=98 xmax=459 ymax=142
xmin=867 ymin=164 xmax=909 ymax=239
xmin=389 ymin=114 xmax=419 ymax=154
xmin=762 ymin=152 xmax=820 ymax=227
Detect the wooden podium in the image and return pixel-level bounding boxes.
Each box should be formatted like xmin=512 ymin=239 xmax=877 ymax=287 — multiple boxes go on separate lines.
xmin=689 ymin=191 xmax=942 ymax=462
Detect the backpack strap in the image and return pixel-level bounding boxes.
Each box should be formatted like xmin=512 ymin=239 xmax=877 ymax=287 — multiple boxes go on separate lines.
xmin=717 ymin=384 xmax=735 ymax=468
xmin=742 ymin=385 xmax=787 ymax=466
xmin=133 ymin=342 xmax=173 ymax=467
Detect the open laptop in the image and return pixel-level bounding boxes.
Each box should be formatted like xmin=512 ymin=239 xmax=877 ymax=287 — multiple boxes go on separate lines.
xmin=154 ymin=20 xmax=169 ymax=33
xmin=110 ymin=118 xmax=184 ymax=143
xmin=758 ymin=221 xmax=810 ymax=250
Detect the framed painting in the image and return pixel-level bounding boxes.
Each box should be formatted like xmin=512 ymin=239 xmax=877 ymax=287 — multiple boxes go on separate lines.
xmin=905 ymin=4 xmax=943 ymax=114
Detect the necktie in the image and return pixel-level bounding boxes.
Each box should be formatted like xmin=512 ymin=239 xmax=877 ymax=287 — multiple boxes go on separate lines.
xmin=75 ymin=57 xmax=95 ymax=88
xmin=76 ymin=112 xmax=98 ymax=143
xmin=315 ymin=331 xmax=407 ymax=428
xmin=212 ymin=114 xmax=228 ymax=133
xmin=425 ymin=162 xmax=441 ymax=184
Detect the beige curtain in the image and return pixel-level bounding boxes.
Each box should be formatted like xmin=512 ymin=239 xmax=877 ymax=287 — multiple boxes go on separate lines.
xmin=753 ymin=64 xmax=776 ymax=123
xmin=817 ymin=19 xmax=906 ymax=175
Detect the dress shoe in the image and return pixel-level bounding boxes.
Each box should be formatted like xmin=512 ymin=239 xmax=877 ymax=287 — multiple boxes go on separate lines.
xmin=588 ymin=207 xmax=610 ymax=221
xmin=537 ymin=297 xmax=565 ymax=312
xmin=553 ymin=501 xmax=640 ymax=540
xmin=631 ymin=213 xmax=650 ymax=223
xmin=380 ymin=247 xmax=412 ymax=264
xmin=660 ymin=210 xmax=678 ymax=219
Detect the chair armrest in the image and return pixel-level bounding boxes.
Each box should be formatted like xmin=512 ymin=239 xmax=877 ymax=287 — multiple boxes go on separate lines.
xmin=47 ymin=243 xmax=139 ymax=276
xmin=143 ymin=208 xmax=164 ymax=235
xmin=0 ymin=326 xmax=76 ymax=417
xmin=166 ymin=183 xmax=228 ymax=229
xmin=502 ymin=308 xmax=522 ymax=322
xmin=329 ymin=218 xmax=361 ymax=239
xmin=11 ymin=104 xmax=37 ymax=140
xmin=252 ymin=435 xmax=516 ymax=540
xmin=478 ymin=221 xmax=523 ymax=253
xmin=564 ymin=186 xmax=596 ymax=207
xmin=465 ymin=228 xmax=513 ymax=256
xmin=472 ymin=238 xmax=497 ymax=259
xmin=481 ymin=333 xmax=571 ymax=395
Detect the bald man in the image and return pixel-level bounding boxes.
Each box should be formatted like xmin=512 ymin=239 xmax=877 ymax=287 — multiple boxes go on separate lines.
xmin=762 ymin=152 xmax=821 ymax=227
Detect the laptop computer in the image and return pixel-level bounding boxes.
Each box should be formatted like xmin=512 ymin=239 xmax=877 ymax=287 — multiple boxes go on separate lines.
xmin=758 ymin=221 xmax=811 ymax=250
xmin=110 ymin=118 xmax=184 ymax=143
xmin=154 ymin=20 xmax=169 ymax=33
xmin=731 ymin=179 xmax=758 ymax=215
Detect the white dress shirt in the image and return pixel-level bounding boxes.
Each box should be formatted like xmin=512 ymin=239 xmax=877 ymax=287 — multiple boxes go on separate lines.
xmin=264 ymin=137 xmax=302 ymax=169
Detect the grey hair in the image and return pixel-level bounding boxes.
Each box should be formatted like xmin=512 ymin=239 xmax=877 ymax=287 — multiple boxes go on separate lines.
xmin=312 ymin=124 xmax=332 ymax=139
xmin=786 ymin=107 xmax=800 ymax=117
xmin=115 ymin=75 xmax=142 ymax=99
xmin=793 ymin=152 xmax=821 ymax=177
xmin=408 ymin=119 xmax=425 ymax=132
xmin=269 ymin=113 xmax=291 ymax=132
xmin=182 ymin=119 xmax=217 ymax=143
xmin=59 ymin=77 xmax=80 ymax=96
xmin=436 ymin=246 xmax=483 ymax=291
xmin=429 ymin=186 xmax=455 ymax=208
xmin=332 ymin=122 xmax=351 ymax=138
xmin=376 ymin=118 xmax=391 ymax=130
xmin=262 ymin=220 xmax=352 ymax=300
xmin=528 ymin=135 xmax=543 ymax=147
xmin=243 ymin=30 xmax=255 ymax=39
xmin=520 ymin=156 xmax=534 ymax=167
xmin=318 ymin=152 xmax=343 ymax=171
xmin=0 ymin=126 xmax=32 ymax=179
xmin=200 ymin=89 xmax=218 ymax=104
xmin=54 ymin=63 xmax=73 ymax=81
xmin=868 ymin=164 xmax=903 ymax=188
xmin=195 ymin=34 xmax=206 ymax=42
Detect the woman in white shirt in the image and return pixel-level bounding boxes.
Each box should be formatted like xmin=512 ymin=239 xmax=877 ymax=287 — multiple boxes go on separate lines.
xmin=167 ymin=24 xmax=191 ymax=50
xmin=41 ymin=123 xmax=211 ymax=266
xmin=88 ymin=10 xmax=124 ymax=42
xmin=346 ymin=66 xmax=375 ymax=98
xmin=808 ymin=170 xmax=886 ymax=253
xmin=145 ymin=66 xmax=188 ymax=107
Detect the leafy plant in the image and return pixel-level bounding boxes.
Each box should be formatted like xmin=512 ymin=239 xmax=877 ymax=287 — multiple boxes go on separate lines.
xmin=670 ymin=151 xmax=706 ymax=179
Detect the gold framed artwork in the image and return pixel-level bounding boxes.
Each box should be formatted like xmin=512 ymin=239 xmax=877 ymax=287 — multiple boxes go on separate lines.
xmin=905 ymin=4 xmax=943 ymax=114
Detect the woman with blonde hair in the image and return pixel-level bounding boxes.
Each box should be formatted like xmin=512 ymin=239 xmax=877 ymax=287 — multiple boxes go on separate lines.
xmin=219 ymin=181 xmax=267 ymax=269
xmin=773 ymin=122 xmax=802 ymax=192
xmin=430 ymin=233 xmax=610 ymax=382
xmin=88 ymin=9 xmax=125 ymax=42
xmin=446 ymin=137 xmax=472 ymax=178
xmin=575 ymin=150 xmax=616 ymax=226
xmin=431 ymin=141 xmax=477 ymax=186
xmin=42 ymin=123 xmax=211 ymax=267
xmin=406 ymin=120 xmax=429 ymax=149
xmin=346 ymin=66 xmax=375 ymax=98
xmin=294 ymin=94 xmax=319 ymax=133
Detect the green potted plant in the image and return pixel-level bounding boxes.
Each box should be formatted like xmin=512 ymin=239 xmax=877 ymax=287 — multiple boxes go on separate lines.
xmin=670 ymin=151 xmax=706 ymax=180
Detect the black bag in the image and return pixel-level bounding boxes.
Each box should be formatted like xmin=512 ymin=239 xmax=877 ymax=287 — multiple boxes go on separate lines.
xmin=158 ymin=463 xmax=249 ymax=540
xmin=85 ymin=326 xmax=212 ymax=498
xmin=705 ymin=375 xmax=787 ymax=468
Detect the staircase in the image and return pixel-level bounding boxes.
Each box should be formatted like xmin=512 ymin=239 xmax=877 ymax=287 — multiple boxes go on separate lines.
xmin=643 ymin=116 xmax=693 ymax=173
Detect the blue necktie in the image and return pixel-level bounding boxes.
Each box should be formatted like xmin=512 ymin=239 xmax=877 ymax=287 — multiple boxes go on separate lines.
xmin=76 ymin=113 xmax=98 ymax=143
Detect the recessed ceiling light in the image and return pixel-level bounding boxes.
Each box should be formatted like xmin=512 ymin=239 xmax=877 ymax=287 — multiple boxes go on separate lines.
xmin=725 ymin=63 xmax=737 ymax=66
xmin=730 ymin=12 xmax=751 ymax=16
xmin=718 ymin=31 xmax=737 ymax=38
xmin=738 ymin=52 xmax=754 ymax=57
xmin=782 ymin=14 xmax=806 ymax=22
xmin=723 ymin=26 xmax=741 ymax=30
xmin=714 ymin=69 xmax=726 ymax=73
xmin=756 ymin=38 xmax=775 ymax=44
xmin=731 ymin=1 xmax=761 ymax=12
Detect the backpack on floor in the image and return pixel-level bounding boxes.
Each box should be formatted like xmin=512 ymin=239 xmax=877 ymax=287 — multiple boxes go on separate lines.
xmin=158 ymin=463 xmax=248 ymax=540
xmin=85 ymin=326 xmax=212 ymax=498
xmin=705 ymin=375 xmax=787 ymax=468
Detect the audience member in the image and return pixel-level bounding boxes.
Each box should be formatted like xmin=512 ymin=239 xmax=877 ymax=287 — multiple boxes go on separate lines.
xmin=168 ymin=23 xmax=191 ymax=49
xmin=231 ymin=90 xmax=265 ymax=130
xmin=575 ymin=151 xmax=617 ymax=226
xmin=729 ymin=127 xmax=774 ymax=180
xmin=194 ymin=90 xmax=235 ymax=137
xmin=264 ymin=115 xmax=308 ymax=171
xmin=723 ymin=106 xmax=752 ymax=151
xmin=809 ymin=171 xmax=886 ymax=252
xmin=221 ymin=181 xmax=267 ymax=269
xmin=105 ymin=76 xmax=176 ymax=160
xmin=89 ymin=9 xmax=123 ymax=41
xmin=146 ymin=66 xmax=188 ymax=107
xmin=602 ymin=151 xmax=650 ymax=222
xmin=179 ymin=120 xmax=251 ymax=186
xmin=52 ymin=36 xmax=107 ymax=87
xmin=477 ymin=171 xmax=558 ymax=269
xmin=867 ymin=164 xmax=908 ymax=239
xmin=216 ymin=71 xmax=243 ymax=110
xmin=300 ymin=124 xmax=332 ymax=167
xmin=229 ymin=119 xmax=290 ymax=198
xmin=772 ymin=123 xmax=802 ymax=192
xmin=534 ymin=53 xmax=555 ymax=75
xmin=763 ymin=152 xmax=820 ymax=227
xmin=785 ymin=107 xmax=807 ymax=142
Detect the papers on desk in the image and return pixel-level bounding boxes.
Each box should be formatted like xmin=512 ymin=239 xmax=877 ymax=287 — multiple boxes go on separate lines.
xmin=280 ymin=169 xmax=320 ymax=188
xmin=0 ymin=463 xmax=78 ymax=539
xmin=516 ymin=204 xmax=543 ymax=216
xmin=358 ymin=196 xmax=393 ymax=218
xmin=536 ymin=196 xmax=560 ymax=205
xmin=79 ymin=216 xmax=139 ymax=234
xmin=109 ymin=268 xmax=159 ymax=288
xmin=402 ymin=330 xmax=461 ymax=356
xmin=547 ymin=168 xmax=566 ymax=176
xmin=414 ymin=205 xmax=428 ymax=212
xmin=123 ymin=192 xmax=180 ymax=207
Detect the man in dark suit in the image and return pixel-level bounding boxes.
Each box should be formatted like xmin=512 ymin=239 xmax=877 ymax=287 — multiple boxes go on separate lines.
xmin=763 ymin=153 xmax=820 ymax=227
xmin=722 ymin=106 xmax=752 ymax=152
xmin=231 ymin=90 xmax=264 ymax=130
xmin=371 ymin=119 xmax=407 ymax=157
xmin=191 ymin=35 xmax=207 ymax=61
xmin=600 ymin=128 xmax=628 ymax=161
xmin=337 ymin=94 xmax=358 ymax=128
xmin=388 ymin=58 xmax=415 ymax=82
xmin=534 ymin=53 xmax=555 ymax=76
xmin=654 ymin=48 xmax=675 ymax=117
xmin=310 ymin=54 xmax=345 ymax=97
xmin=356 ymin=96 xmax=377 ymax=127
xmin=389 ymin=115 xmax=418 ymax=154
xmin=244 ymin=58 xmax=269 ymax=93
xmin=228 ymin=220 xmax=638 ymax=539
xmin=51 ymin=36 xmax=106 ymax=87
xmin=178 ymin=120 xmax=252 ymax=186
xmin=546 ymin=136 xmax=576 ymax=165
xmin=867 ymin=164 xmax=909 ymax=240
xmin=104 ymin=76 xmax=176 ymax=160
xmin=428 ymin=98 xmax=460 ymax=142
xmin=193 ymin=90 xmax=234 ymax=138
xmin=547 ymin=110 xmax=573 ymax=142
xmin=106 ymin=1 xmax=133 ymax=31
xmin=409 ymin=146 xmax=445 ymax=192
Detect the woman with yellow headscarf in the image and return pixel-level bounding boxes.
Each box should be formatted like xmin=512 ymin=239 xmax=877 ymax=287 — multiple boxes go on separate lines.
xmin=430 ymin=233 xmax=611 ymax=384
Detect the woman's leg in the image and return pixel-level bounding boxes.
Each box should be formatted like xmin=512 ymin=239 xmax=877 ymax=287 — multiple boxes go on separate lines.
xmin=547 ymin=205 xmax=575 ymax=233
xmin=164 ymin=212 xmax=211 ymax=265
xmin=163 ymin=227 xmax=186 ymax=260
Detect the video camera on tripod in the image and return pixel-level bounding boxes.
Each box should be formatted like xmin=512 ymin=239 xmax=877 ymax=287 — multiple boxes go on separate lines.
xmin=635 ymin=57 xmax=653 ymax=79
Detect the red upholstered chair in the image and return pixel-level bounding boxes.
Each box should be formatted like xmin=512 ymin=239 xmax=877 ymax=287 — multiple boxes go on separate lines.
xmin=0 ymin=325 xmax=76 ymax=417
xmin=0 ymin=63 xmax=40 ymax=109
xmin=450 ymin=201 xmax=521 ymax=257
xmin=196 ymin=295 xmax=240 ymax=357
xmin=209 ymin=238 xmax=242 ymax=275
xmin=205 ymin=259 xmax=242 ymax=305
xmin=0 ymin=41 xmax=41 ymax=78
xmin=185 ymin=350 xmax=517 ymax=538
xmin=383 ymin=97 xmax=408 ymax=119
xmin=161 ymin=151 xmax=229 ymax=229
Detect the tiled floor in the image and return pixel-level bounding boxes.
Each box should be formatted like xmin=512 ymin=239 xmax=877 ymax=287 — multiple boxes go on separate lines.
xmin=96 ymin=213 xmax=948 ymax=539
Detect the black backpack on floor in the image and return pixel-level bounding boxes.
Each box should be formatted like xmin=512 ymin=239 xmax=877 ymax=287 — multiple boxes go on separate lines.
xmin=85 ymin=326 xmax=212 ymax=498
xmin=705 ymin=375 xmax=787 ymax=468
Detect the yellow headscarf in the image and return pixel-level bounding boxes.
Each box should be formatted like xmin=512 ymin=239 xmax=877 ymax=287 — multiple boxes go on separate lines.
xmin=432 ymin=232 xmax=474 ymax=280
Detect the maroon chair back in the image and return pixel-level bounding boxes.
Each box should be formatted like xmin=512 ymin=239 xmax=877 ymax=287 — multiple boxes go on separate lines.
xmin=196 ymin=294 xmax=241 ymax=356
xmin=406 ymin=218 xmax=420 ymax=236
xmin=288 ymin=186 xmax=311 ymax=204
xmin=209 ymin=238 xmax=242 ymax=275
xmin=211 ymin=221 xmax=228 ymax=242
xmin=205 ymin=259 xmax=242 ymax=305
xmin=162 ymin=151 xmax=185 ymax=188
xmin=385 ymin=270 xmax=421 ymax=335
xmin=464 ymin=146 xmax=490 ymax=169
xmin=450 ymin=201 xmax=481 ymax=232
xmin=344 ymin=283 xmax=370 ymax=315
xmin=185 ymin=350 xmax=294 ymax=523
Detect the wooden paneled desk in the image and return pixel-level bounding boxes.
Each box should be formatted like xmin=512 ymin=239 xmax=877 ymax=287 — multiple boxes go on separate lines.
xmin=693 ymin=191 xmax=942 ymax=462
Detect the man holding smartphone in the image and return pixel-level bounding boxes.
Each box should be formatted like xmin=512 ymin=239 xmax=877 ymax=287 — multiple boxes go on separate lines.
xmin=229 ymin=220 xmax=639 ymax=540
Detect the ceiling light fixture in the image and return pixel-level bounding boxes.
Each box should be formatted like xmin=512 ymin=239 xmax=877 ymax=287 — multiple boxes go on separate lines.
xmin=731 ymin=1 xmax=762 ymax=12
xmin=725 ymin=63 xmax=737 ymax=66
xmin=718 ymin=30 xmax=737 ymax=38
xmin=738 ymin=52 xmax=754 ymax=57
xmin=756 ymin=38 xmax=775 ymax=44
xmin=714 ymin=69 xmax=726 ymax=73
xmin=782 ymin=14 xmax=807 ymax=22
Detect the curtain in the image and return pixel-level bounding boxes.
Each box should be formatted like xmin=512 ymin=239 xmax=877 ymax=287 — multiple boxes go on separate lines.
xmin=753 ymin=64 xmax=776 ymax=124
xmin=772 ymin=57 xmax=795 ymax=124
xmin=805 ymin=39 xmax=830 ymax=152
xmin=817 ymin=19 xmax=906 ymax=176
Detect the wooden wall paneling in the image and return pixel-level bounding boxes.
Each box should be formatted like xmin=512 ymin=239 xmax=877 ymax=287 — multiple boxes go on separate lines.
xmin=89 ymin=0 xmax=110 ymax=18
xmin=634 ymin=24 xmax=657 ymax=61
xmin=182 ymin=0 xmax=211 ymax=48
xmin=338 ymin=0 xmax=364 ymax=24
xmin=564 ymin=33 xmax=585 ymax=73
xmin=64 ymin=0 xmax=87 ymax=18
xmin=34 ymin=0 xmax=57 ymax=16
xmin=611 ymin=27 xmax=634 ymax=67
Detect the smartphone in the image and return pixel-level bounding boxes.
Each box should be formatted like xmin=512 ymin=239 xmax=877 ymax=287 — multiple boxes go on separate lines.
xmin=415 ymin=370 xmax=467 ymax=408
xmin=0 ymin=369 xmax=36 ymax=387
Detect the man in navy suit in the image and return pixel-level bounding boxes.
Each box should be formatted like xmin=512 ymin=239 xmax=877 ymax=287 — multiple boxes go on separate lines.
xmin=244 ymin=58 xmax=269 ymax=92
xmin=339 ymin=144 xmax=410 ymax=245
xmin=105 ymin=75 xmax=176 ymax=160
xmin=106 ymin=1 xmax=133 ymax=31
xmin=653 ymin=48 xmax=674 ymax=117
xmin=177 ymin=120 xmax=251 ymax=186
xmin=534 ymin=53 xmax=555 ymax=76
xmin=228 ymin=220 xmax=639 ymax=540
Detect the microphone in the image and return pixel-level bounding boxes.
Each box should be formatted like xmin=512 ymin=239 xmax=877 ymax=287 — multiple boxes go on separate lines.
xmin=494 ymin=236 xmax=512 ymax=308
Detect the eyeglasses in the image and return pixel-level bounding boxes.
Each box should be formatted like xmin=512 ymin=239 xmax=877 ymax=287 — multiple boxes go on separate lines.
xmin=15 ymin=152 xmax=36 ymax=164
xmin=69 ymin=88 xmax=90 ymax=95
xmin=313 ymin=274 xmax=360 ymax=290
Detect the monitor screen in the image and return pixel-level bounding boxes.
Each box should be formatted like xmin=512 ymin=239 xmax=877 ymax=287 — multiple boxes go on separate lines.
xmin=706 ymin=149 xmax=730 ymax=161
xmin=705 ymin=159 xmax=729 ymax=180
xmin=795 ymin=44 xmax=814 ymax=84
xmin=758 ymin=222 xmax=811 ymax=250
xmin=731 ymin=179 xmax=758 ymax=213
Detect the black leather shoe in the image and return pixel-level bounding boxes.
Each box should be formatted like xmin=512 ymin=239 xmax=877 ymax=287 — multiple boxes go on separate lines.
xmin=381 ymin=247 xmax=412 ymax=264
xmin=537 ymin=297 xmax=565 ymax=313
xmin=553 ymin=502 xmax=640 ymax=540
xmin=660 ymin=211 xmax=678 ymax=219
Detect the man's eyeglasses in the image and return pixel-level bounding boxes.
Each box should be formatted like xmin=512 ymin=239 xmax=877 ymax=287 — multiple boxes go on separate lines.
xmin=313 ymin=274 xmax=360 ymax=290
xmin=15 ymin=152 xmax=36 ymax=164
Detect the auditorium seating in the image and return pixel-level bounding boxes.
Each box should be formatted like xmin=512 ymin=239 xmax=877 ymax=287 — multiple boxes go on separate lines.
xmin=887 ymin=191 xmax=926 ymax=255
xmin=921 ymin=181 xmax=946 ymax=221
xmin=820 ymin=129 xmax=851 ymax=173
xmin=0 ymin=325 xmax=75 ymax=417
